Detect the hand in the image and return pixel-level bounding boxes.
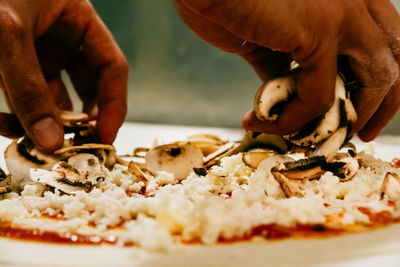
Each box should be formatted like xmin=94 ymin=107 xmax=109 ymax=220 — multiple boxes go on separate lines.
xmin=175 ymin=0 xmax=400 ymax=141
xmin=0 ymin=0 xmax=128 ymax=152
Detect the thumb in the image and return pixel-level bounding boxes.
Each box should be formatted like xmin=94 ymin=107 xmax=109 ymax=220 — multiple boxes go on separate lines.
xmin=243 ymin=46 xmax=338 ymax=134
xmin=0 ymin=33 xmax=63 ymax=152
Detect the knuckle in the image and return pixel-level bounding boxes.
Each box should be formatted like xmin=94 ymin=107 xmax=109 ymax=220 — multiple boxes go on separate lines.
xmin=14 ymin=91 xmax=47 ymax=112
xmin=0 ymin=8 xmax=23 ymax=34
xmin=115 ymin=56 xmax=129 ymax=74
xmin=372 ymin=55 xmax=399 ymax=91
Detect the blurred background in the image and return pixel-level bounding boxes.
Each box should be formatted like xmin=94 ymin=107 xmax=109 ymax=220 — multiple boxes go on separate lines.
xmin=1 ymin=0 xmax=400 ymax=134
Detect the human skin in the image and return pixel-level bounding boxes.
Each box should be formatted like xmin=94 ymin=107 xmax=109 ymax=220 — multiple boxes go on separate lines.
xmin=175 ymin=0 xmax=400 ymax=141
xmin=0 ymin=0 xmax=128 ymax=152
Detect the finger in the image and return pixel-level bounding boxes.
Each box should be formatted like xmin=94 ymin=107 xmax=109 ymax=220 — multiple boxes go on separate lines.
xmin=357 ymin=0 xmax=400 ymax=140
xmin=176 ymin=0 xmax=294 ymax=80
xmin=242 ymin=51 xmax=337 ymax=134
xmin=364 ymin=0 xmax=400 ymax=62
xmin=0 ymin=27 xmax=63 ymax=152
xmin=177 ymin=0 xmax=322 ymax=53
xmin=357 ymin=81 xmax=400 ymax=141
xmin=66 ymin=52 xmax=98 ymax=116
xmin=47 ymin=75 xmax=73 ymax=111
xmin=175 ymin=0 xmax=292 ymax=81
xmin=54 ymin=1 xmax=128 ymax=144
xmin=0 ymin=113 xmax=24 ymax=138
xmin=81 ymin=8 xmax=128 ymax=144
xmin=180 ymin=0 xmax=339 ymax=134
xmin=339 ymin=5 xmax=399 ymax=134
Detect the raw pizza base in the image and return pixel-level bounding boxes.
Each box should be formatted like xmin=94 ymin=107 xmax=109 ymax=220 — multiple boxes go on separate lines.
xmin=1 ymin=223 xmax=400 ymax=267
xmin=0 ymin=123 xmax=400 ymax=267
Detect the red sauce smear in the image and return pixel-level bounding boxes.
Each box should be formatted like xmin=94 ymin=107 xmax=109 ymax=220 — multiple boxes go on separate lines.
xmin=1 ymin=214 xmax=399 ymax=246
xmin=357 ymin=207 xmax=395 ymax=224
xmin=181 ymin=224 xmax=344 ymax=245
xmin=0 ymin=226 xmax=118 ymax=246
xmin=391 ymin=158 xmax=400 ymax=168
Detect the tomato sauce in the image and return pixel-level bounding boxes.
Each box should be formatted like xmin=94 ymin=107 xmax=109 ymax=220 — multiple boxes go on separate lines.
xmin=391 ymin=158 xmax=400 ymax=168
xmin=0 ymin=225 xmax=118 ymax=245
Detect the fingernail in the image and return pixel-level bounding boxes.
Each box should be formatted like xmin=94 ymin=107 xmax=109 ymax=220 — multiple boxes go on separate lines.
xmin=32 ymin=117 xmax=63 ymax=150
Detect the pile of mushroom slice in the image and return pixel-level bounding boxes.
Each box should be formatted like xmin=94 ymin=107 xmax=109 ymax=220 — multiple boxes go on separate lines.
xmin=136 ymin=132 xmax=292 ymax=181
xmin=5 ymin=111 xmax=117 ymax=194
xmin=239 ymin=133 xmax=359 ymax=198
xmin=141 ymin=134 xmax=242 ymax=180
xmin=248 ymin=65 xmax=365 ymax=197
xmin=254 ymin=69 xmax=357 ymax=161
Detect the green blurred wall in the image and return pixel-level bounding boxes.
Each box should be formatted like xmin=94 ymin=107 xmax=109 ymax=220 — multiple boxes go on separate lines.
xmin=92 ymin=0 xmax=259 ymax=128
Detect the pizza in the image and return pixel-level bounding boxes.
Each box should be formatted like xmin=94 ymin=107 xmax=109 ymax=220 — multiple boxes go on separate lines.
xmin=0 ymin=110 xmax=399 ymax=254
xmin=1 ymin=69 xmax=400 ymax=265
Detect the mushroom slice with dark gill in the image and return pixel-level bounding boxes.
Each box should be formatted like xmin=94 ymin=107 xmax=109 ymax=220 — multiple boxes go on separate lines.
xmin=238 ymin=132 xmax=288 ymax=154
xmin=30 ymin=167 xmax=92 ymax=195
xmin=271 ymin=156 xmax=354 ymax=181
xmin=253 ymin=67 xmax=357 ymax=159
xmin=203 ymin=142 xmax=240 ymax=168
xmin=128 ymin=161 xmax=149 ymax=184
xmin=330 ymin=149 xmax=359 ymax=181
xmin=54 ymin=144 xmax=117 ymax=169
xmin=66 ymin=153 xmax=104 ymax=183
xmin=271 ymin=156 xmax=330 ymax=180
xmin=5 ymin=138 xmax=59 ymax=190
xmin=271 ymin=156 xmax=350 ymax=198
xmin=0 ymin=168 xmax=11 ymax=194
xmin=242 ymin=150 xmax=278 ymax=169
xmin=254 ymin=73 xmax=296 ymax=122
xmin=187 ymin=134 xmax=226 ymax=156
xmin=273 ymin=171 xmax=306 ymax=198
xmin=145 ymin=141 xmax=204 ymax=180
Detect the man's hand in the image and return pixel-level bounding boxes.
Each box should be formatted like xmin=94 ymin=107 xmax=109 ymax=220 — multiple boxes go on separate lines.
xmin=0 ymin=0 xmax=128 ymax=152
xmin=175 ymin=0 xmax=400 ymax=141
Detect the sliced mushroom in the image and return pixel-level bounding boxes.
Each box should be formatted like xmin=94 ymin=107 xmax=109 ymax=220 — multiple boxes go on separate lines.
xmin=238 ymin=132 xmax=288 ymax=154
xmin=286 ymin=77 xmax=357 ymax=148
xmin=313 ymin=127 xmax=348 ymax=161
xmin=145 ymin=141 xmax=204 ymax=180
xmin=54 ymin=144 xmax=116 ymax=169
xmin=254 ymin=73 xmax=296 ymax=122
xmin=331 ymin=151 xmax=359 ymax=181
xmin=188 ymin=134 xmax=226 ymax=156
xmin=380 ymin=172 xmax=400 ymax=201
xmin=271 ymin=156 xmax=350 ymax=181
xmin=30 ymin=168 xmax=92 ymax=195
xmin=287 ymin=76 xmax=345 ymax=147
xmin=254 ymin=69 xmax=357 ymax=161
xmin=203 ymin=142 xmax=240 ymax=168
xmin=67 ymin=153 xmax=104 ymax=183
xmin=0 ymin=168 xmax=11 ymax=194
xmin=53 ymin=162 xmax=93 ymax=188
xmin=61 ymin=111 xmax=89 ymax=123
xmin=242 ymin=150 xmax=277 ymax=169
xmin=272 ymin=157 xmax=327 ymax=180
xmin=54 ymin=143 xmax=115 ymax=157
xmin=128 ymin=161 xmax=149 ymax=184
xmin=29 ymin=153 xmax=106 ymax=194
xmin=272 ymin=171 xmax=305 ymax=198
xmin=5 ymin=139 xmax=59 ymax=190
xmin=133 ymin=147 xmax=149 ymax=158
